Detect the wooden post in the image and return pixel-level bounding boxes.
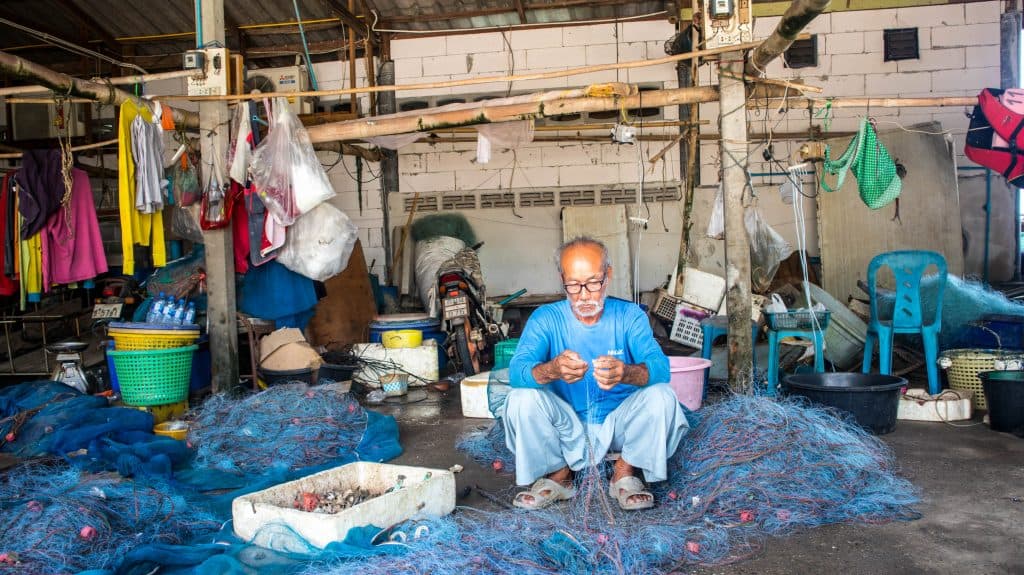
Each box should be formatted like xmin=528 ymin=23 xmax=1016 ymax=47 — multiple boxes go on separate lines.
xmin=348 ymin=0 xmax=358 ymax=115
xmin=720 ymin=53 xmax=754 ymax=393
xmin=1002 ymin=9 xmax=1022 ymax=280
xmin=198 ymin=0 xmax=239 ymax=393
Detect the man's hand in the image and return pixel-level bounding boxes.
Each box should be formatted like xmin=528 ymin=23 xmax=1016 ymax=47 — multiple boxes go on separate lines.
xmin=593 ymin=356 xmax=625 ymax=390
xmin=534 ymin=350 xmax=589 ymax=384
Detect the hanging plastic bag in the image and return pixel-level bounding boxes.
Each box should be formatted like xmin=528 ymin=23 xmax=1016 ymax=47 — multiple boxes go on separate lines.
xmin=199 ymin=145 xmax=235 ymax=230
xmin=173 ymin=151 xmax=201 ymax=206
xmin=249 ymin=98 xmax=335 ymax=226
xmin=171 ymin=204 xmax=204 ymax=243
xmin=276 ymin=203 xmax=358 ymax=281
xmin=745 ymin=207 xmax=793 ymax=293
xmin=706 ymin=185 xmax=725 ymax=239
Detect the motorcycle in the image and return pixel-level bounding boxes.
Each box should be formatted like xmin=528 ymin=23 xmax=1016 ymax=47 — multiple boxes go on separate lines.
xmin=436 ymin=242 xmax=503 ymax=376
xmin=90 ymin=276 xmax=143 ymax=333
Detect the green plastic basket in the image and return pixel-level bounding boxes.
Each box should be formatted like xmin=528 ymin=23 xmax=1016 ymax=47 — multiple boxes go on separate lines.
xmin=494 ymin=338 xmax=520 ymax=370
xmin=109 ymin=345 xmax=197 ymax=406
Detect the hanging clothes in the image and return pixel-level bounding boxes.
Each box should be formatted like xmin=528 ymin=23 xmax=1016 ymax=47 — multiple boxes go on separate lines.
xmin=15 ymin=149 xmax=64 ymax=239
xmin=0 ymin=174 xmax=18 ymax=296
xmin=19 ymin=220 xmax=42 ymax=307
xmin=131 ymin=113 xmax=166 ymax=214
xmin=239 ymin=259 xmax=317 ymax=330
xmin=118 ymin=99 xmax=167 ymax=275
xmin=41 ymin=168 xmax=108 ymax=289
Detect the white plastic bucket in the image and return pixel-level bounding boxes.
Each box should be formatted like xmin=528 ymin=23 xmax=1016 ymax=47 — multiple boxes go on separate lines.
xmin=461 ymin=372 xmax=494 ymax=418
xmin=668 ymin=356 xmax=712 ymax=411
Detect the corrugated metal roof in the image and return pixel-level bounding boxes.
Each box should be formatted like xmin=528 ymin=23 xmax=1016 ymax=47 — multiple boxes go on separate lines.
xmin=0 ymin=0 xmax=668 ymax=72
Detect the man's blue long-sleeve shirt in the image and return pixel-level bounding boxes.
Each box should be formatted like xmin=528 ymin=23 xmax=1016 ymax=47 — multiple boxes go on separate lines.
xmin=509 ymin=297 xmax=670 ymax=424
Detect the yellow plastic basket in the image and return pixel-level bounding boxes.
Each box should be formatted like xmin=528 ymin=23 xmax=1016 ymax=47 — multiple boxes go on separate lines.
xmin=941 ymin=348 xmax=1024 ymax=410
xmin=108 ymin=326 xmax=200 ymax=351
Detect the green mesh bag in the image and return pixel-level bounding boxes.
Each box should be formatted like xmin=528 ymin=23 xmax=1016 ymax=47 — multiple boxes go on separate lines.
xmin=819 ymin=118 xmax=902 ymax=210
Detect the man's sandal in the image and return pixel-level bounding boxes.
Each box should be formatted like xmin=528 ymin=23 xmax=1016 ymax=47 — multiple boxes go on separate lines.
xmin=608 ymin=475 xmax=654 ymax=511
xmin=512 ymin=477 xmax=577 ymax=510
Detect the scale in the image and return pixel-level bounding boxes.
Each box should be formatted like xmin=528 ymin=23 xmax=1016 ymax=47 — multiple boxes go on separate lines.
xmin=47 ymin=341 xmax=90 ymax=394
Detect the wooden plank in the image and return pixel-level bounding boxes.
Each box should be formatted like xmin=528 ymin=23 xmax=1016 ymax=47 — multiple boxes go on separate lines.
xmin=817 ymin=123 xmax=964 ymax=303
xmin=561 ymin=205 xmax=632 ymax=301
xmin=308 ymin=240 xmax=377 ymax=349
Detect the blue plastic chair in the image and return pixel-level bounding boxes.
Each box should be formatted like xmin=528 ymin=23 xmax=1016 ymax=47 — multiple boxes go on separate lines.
xmin=861 ymin=250 xmax=948 ymax=394
xmin=699 ymin=316 xmax=761 ymax=400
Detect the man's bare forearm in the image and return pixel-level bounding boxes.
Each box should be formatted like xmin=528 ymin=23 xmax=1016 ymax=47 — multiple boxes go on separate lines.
xmin=620 ymin=363 xmax=649 ymax=386
xmin=531 ymin=360 xmax=559 ymax=384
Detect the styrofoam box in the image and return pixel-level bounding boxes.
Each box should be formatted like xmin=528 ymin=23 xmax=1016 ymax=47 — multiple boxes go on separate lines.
xmin=233 ymin=462 xmax=455 ymax=550
xmin=679 ymin=268 xmax=727 ymax=312
xmin=897 ymin=389 xmax=973 ymax=422
xmin=352 ymin=340 xmax=439 ymax=387
xmin=461 ymin=372 xmax=511 ymax=418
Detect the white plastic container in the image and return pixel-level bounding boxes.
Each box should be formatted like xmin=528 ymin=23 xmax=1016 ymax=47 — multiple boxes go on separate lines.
xmin=679 ymin=268 xmax=727 ymax=312
xmin=232 ymin=462 xmax=455 ymax=550
xmin=897 ymin=388 xmax=973 ymax=422
xmin=462 ymin=372 xmax=495 ymax=418
xmin=352 ymin=340 xmax=439 ymax=387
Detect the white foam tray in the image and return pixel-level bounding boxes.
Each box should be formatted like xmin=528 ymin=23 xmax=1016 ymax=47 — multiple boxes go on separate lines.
xmin=897 ymin=389 xmax=973 ymax=422
xmin=233 ymin=462 xmax=455 ymax=550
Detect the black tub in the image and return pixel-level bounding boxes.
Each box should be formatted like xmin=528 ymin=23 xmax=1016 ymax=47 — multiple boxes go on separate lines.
xmin=257 ymin=367 xmax=315 ymax=387
xmin=979 ymin=371 xmax=1024 ymax=437
xmin=783 ymin=373 xmax=907 ymax=435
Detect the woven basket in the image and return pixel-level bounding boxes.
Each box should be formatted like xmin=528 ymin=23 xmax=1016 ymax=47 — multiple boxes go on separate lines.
xmin=108 ymin=324 xmax=200 ymax=351
xmin=940 ymin=348 xmax=1024 ymax=410
xmin=109 ymin=345 xmax=197 ymax=406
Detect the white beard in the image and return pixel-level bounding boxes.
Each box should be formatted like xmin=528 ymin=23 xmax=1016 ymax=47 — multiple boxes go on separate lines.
xmin=572 ymin=297 xmax=605 ymax=319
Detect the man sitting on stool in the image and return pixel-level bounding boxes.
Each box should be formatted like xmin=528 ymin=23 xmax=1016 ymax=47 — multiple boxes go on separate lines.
xmin=504 ymin=236 xmax=689 ymax=510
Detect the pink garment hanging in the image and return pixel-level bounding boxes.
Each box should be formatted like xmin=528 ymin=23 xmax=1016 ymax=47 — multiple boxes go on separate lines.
xmin=41 ymin=168 xmax=108 ymax=290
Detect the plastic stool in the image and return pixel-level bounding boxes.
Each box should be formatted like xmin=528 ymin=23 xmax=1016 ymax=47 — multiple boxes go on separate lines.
xmin=700 ymin=316 xmax=760 ymax=399
xmin=767 ymin=329 xmax=825 ymax=396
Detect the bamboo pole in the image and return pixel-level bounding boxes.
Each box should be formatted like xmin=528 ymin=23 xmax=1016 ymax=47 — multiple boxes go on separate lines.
xmin=0 ymin=137 xmax=117 ymax=159
xmin=154 ymin=35 xmax=808 ymax=102
xmin=746 ymin=0 xmax=831 ymax=77
xmin=305 ymin=85 xmax=722 ymax=142
xmin=772 ymin=96 xmax=975 ymax=109
xmin=348 ymin=0 xmax=358 ymax=115
xmin=0 ymin=51 xmax=199 ymax=129
xmin=0 ymin=69 xmax=201 ymax=97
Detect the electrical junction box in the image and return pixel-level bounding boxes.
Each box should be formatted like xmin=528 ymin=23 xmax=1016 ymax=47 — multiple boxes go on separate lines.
xmin=702 ymin=0 xmax=753 ymax=51
xmin=187 ymin=47 xmax=229 ymax=97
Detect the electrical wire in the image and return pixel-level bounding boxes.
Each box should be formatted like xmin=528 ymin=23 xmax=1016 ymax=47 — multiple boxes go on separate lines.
xmin=0 ymin=17 xmax=147 ymax=74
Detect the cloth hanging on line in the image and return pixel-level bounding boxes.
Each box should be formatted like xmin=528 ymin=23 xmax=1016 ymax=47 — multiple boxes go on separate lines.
xmin=41 ymin=169 xmax=108 ymax=289
xmin=819 ymin=118 xmax=902 ymax=210
xmin=364 ymin=132 xmax=423 ymax=151
xmin=131 ymin=112 xmax=166 ymax=214
xmin=14 ymin=149 xmax=64 ymax=239
xmin=475 ymin=120 xmax=535 ymax=164
xmin=964 ymin=88 xmax=1024 ymax=186
xmin=118 ymin=100 xmax=167 ymax=275
xmin=228 ymin=103 xmax=254 ymax=185
xmin=0 ymin=174 xmax=18 ymax=296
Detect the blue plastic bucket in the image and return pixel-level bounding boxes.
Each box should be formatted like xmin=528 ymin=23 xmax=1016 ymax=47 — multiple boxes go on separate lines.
xmin=369 ymin=315 xmax=447 ymax=368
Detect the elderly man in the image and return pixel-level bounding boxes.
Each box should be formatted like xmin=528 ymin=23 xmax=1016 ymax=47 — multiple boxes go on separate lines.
xmin=504 ymin=236 xmax=689 ymax=510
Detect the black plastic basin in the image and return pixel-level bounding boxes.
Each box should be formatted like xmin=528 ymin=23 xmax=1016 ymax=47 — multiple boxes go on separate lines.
xmin=784 ymin=373 xmax=907 ymax=435
xmin=979 ymin=371 xmax=1024 ymax=437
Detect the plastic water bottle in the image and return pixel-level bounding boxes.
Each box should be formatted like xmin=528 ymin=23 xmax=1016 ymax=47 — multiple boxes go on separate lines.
xmin=172 ymin=298 xmax=187 ymax=325
xmin=183 ymin=302 xmax=196 ymax=325
xmin=161 ymin=298 xmax=179 ymax=325
xmin=147 ymin=293 xmax=167 ymax=324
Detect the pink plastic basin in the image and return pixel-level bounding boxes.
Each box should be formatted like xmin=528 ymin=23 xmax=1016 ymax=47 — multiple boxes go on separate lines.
xmin=668 ymin=356 xmax=713 ymax=411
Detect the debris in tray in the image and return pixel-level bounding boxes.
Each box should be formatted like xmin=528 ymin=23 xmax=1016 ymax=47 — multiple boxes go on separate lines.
xmin=293 ymin=474 xmax=414 ymax=514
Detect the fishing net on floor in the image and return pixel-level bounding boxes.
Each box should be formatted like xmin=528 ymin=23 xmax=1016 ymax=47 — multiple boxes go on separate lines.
xmin=450 ymin=394 xmax=920 ymax=570
xmin=0 ymin=461 xmax=222 ymax=575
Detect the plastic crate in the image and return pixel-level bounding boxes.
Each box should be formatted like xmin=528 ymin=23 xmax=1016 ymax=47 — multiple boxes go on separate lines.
xmin=766 ymin=310 xmax=831 ymax=331
xmin=494 ymin=338 xmax=519 ymax=370
xmin=652 ymin=290 xmax=683 ymax=322
xmin=108 ymin=345 xmax=197 ymax=406
xmin=670 ymin=314 xmax=704 ymax=349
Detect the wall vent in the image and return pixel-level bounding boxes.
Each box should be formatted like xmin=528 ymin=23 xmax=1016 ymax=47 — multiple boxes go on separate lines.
xmin=883 ymin=28 xmax=919 ymax=62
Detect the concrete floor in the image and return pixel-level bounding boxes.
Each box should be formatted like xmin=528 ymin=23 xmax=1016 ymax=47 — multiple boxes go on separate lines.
xmin=375 ymin=384 xmax=1024 ymax=575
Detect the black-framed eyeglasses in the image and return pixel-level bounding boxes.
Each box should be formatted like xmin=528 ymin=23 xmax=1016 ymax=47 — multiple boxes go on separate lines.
xmin=563 ymin=276 xmax=607 ymax=295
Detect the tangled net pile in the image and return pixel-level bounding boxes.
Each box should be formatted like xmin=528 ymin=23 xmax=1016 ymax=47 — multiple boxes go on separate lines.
xmin=190 ymin=383 xmax=367 ymax=474
xmin=443 ymin=394 xmax=920 ymax=571
xmin=0 ymin=461 xmax=221 ymax=574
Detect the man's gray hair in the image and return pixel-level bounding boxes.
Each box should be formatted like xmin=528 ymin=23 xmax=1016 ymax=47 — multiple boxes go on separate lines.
xmin=555 ymin=236 xmax=611 ymax=275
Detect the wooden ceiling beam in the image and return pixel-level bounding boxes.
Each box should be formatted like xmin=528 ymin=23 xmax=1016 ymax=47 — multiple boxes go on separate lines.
xmin=513 ymin=0 xmax=528 ymax=24
xmin=53 ymin=0 xmax=122 ymax=57
xmin=321 ymin=0 xmax=369 ymax=38
xmin=382 ymin=0 xmax=638 ymax=24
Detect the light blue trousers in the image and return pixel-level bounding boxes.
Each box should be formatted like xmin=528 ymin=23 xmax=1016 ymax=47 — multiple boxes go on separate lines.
xmin=502 ymin=384 xmax=689 ymax=486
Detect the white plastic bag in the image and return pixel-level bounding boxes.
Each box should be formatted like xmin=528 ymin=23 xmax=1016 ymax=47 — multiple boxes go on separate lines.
xmin=277 ymin=203 xmax=359 ymax=281
xmin=706 ymin=185 xmax=725 ymax=239
xmin=414 ymin=236 xmax=466 ymax=317
xmin=764 ymin=293 xmax=787 ymax=314
xmin=745 ymin=207 xmax=794 ymax=292
xmin=249 ymin=98 xmax=335 ymax=226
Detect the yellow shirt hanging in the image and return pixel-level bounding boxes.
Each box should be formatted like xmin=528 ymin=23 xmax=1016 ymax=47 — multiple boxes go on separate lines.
xmin=118 ymin=99 xmax=167 ymax=275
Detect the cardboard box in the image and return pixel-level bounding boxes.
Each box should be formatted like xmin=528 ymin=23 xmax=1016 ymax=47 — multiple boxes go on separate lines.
xmin=259 ymin=328 xmax=324 ymax=371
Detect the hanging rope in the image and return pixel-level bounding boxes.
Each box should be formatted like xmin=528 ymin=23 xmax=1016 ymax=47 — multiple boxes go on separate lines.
xmin=53 ymin=92 xmax=75 ymax=239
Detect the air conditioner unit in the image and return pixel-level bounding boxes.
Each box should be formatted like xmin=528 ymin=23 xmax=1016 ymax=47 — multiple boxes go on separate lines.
xmin=246 ymin=66 xmax=315 ymax=115
xmin=11 ymin=103 xmax=86 ymax=141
